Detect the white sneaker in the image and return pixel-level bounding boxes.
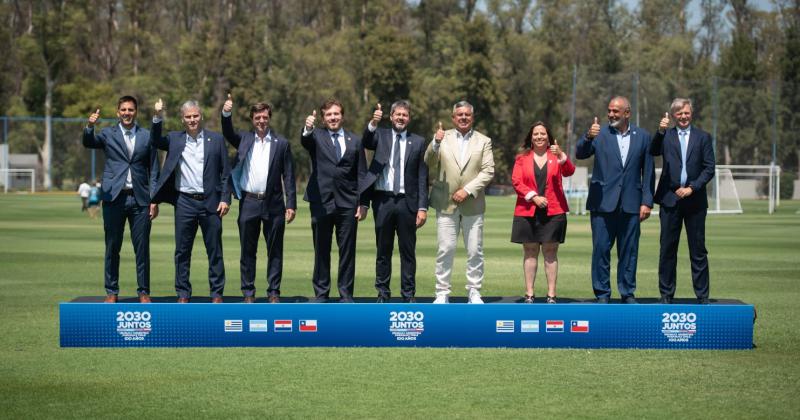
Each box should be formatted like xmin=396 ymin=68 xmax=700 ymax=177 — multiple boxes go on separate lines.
xmin=468 ymin=289 xmax=484 ymax=304
xmin=433 ymin=295 xmax=449 ymax=304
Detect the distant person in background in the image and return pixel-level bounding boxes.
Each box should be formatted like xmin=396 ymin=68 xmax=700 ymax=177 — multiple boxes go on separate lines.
xmin=425 ymin=101 xmax=495 ymax=304
xmin=221 ymin=94 xmax=297 ymax=304
xmin=576 ymin=96 xmax=655 ymax=304
xmin=651 ymin=98 xmax=715 ymax=304
xmin=511 ymin=122 xmax=575 ymax=304
xmin=82 ymin=96 xmax=160 ymax=303
xmin=87 ymin=180 xmax=101 ymax=219
xmin=77 ymin=181 xmax=91 ymax=211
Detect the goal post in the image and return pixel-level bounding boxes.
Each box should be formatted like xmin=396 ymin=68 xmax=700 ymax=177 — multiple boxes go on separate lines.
xmin=0 ymin=169 xmax=36 ymax=193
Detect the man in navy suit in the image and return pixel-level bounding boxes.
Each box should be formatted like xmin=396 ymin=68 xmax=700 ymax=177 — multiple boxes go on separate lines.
xmin=576 ymin=96 xmax=655 ymax=303
xmin=301 ymin=99 xmax=368 ymax=303
xmin=83 ymin=96 xmax=159 ymax=303
xmin=151 ymin=99 xmax=231 ymax=303
xmin=221 ymin=94 xmax=296 ymax=303
xmin=651 ymin=98 xmax=715 ymax=304
xmin=360 ymin=100 xmax=428 ymax=303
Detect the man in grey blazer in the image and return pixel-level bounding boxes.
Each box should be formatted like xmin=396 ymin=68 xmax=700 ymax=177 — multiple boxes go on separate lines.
xmin=424 ymin=101 xmax=495 ymax=304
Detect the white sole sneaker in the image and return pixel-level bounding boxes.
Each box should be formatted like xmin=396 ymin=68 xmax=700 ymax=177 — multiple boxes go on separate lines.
xmin=433 ymin=295 xmax=449 ymax=304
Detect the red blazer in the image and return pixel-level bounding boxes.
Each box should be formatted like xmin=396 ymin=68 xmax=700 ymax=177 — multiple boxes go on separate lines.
xmin=512 ymin=151 xmax=576 ymax=217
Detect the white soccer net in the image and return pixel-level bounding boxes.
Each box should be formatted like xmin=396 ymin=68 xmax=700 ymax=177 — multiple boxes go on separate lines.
xmin=0 ymin=169 xmax=36 ymax=193
xmin=708 ymin=168 xmax=743 ymax=214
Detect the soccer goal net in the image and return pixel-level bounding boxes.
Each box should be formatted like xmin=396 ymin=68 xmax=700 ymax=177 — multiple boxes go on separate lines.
xmin=0 ymin=169 xmax=36 ymax=193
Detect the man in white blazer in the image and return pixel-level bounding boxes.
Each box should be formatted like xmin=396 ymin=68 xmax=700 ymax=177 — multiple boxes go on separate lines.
xmin=424 ymin=101 xmax=495 ymax=303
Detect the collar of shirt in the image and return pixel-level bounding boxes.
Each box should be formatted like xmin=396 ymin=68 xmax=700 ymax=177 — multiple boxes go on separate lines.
xmin=678 ymin=126 xmax=691 ymax=136
xmin=392 ymin=129 xmax=407 ymax=141
xmin=255 ymin=129 xmax=272 ymax=143
xmin=119 ymin=123 xmax=136 ymax=136
xmin=187 ymin=130 xmax=205 ymax=143
xmin=456 ymin=129 xmax=473 ymax=141
xmin=610 ymin=126 xmax=630 ymax=137
xmin=328 ymin=129 xmax=345 ymax=139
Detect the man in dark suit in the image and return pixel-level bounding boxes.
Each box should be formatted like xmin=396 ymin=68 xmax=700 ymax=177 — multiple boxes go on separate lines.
xmin=151 ymin=99 xmax=231 ymax=303
xmin=301 ymin=99 xmax=368 ymax=303
xmin=576 ymin=96 xmax=655 ymax=303
xmin=651 ymin=98 xmax=715 ymax=304
xmin=221 ymin=94 xmax=296 ymax=303
xmin=82 ymin=96 xmax=159 ymax=303
xmin=360 ymin=100 xmax=428 ymax=303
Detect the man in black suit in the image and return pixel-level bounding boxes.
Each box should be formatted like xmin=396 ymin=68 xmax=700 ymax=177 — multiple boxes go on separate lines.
xmin=301 ymin=99 xmax=368 ymax=302
xmin=151 ymin=99 xmax=231 ymax=303
xmin=82 ymin=96 xmax=159 ymax=303
xmin=651 ymin=98 xmax=715 ymax=304
xmin=221 ymin=94 xmax=296 ymax=303
xmin=361 ymin=100 xmax=428 ymax=303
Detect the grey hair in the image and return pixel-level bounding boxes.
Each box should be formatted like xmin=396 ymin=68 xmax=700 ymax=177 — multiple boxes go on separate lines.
xmin=610 ymin=96 xmax=631 ymax=111
xmin=180 ymin=100 xmax=202 ymax=116
xmin=670 ymin=98 xmax=693 ymax=114
xmin=390 ymin=100 xmax=411 ymax=115
xmin=452 ymin=100 xmax=474 ymax=114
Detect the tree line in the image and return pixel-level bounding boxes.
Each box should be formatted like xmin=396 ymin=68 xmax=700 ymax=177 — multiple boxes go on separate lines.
xmin=1 ymin=0 xmax=798 ymax=194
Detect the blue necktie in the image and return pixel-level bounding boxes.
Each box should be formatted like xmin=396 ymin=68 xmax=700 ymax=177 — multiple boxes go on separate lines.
xmin=679 ymin=131 xmax=688 ymax=186
xmin=332 ymin=133 xmax=342 ymax=161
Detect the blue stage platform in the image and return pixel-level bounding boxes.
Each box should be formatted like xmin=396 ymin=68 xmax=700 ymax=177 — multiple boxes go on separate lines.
xmin=59 ymin=297 xmax=754 ymax=349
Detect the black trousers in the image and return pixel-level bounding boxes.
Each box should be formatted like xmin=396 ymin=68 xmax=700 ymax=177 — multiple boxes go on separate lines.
xmin=658 ymin=205 xmax=709 ymax=299
xmin=174 ymin=194 xmax=226 ymax=299
xmin=238 ymin=196 xmax=285 ymax=297
xmin=373 ymin=193 xmax=417 ymax=299
xmin=311 ymin=207 xmax=357 ymax=299
xmin=102 ymin=192 xmax=151 ymax=296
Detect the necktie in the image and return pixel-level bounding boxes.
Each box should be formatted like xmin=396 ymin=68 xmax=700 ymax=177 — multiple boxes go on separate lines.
xmin=125 ymin=130 xmax=134 ymax=157
xmin=392 ymin=133 xmax=402 ymax=194
xmin=332 ymin=133 xmax=342 ymax=161
xmin=679 ymin=131 xmax=688 ymax=186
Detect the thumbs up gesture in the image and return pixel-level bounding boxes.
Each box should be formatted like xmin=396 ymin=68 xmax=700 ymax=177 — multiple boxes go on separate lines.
xmin=223 ymin=93 xmax=233 ymax=114
xmin=371 ymin=103 xmax=383 ymax=126
xmin=587 ymin=116 xmax=600 ymax=139
xmin=659 ymin=112 xmax=669 ymax=133
xmin=434 ymin=121 xmax=445 ymax=142
xmin=87 ymin=108 xmax=101 ymax=127
xmin=305 ymin=110 xmax=317 ymax=130
xmin=154 ymin=98 xmax=164 ymax=118
xmin=550 ymin=138 xmax=563 ymax=158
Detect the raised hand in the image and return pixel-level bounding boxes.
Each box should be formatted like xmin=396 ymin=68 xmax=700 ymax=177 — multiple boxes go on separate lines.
xmin=659 ymin=112 xmax=669 ymax=133
xmin=434 ymin=121 xmax=445 ymax=142
xmin=154 ymin=98 xmax=164 ymax=118
xmin=371 ymin=103 xmax=382 ymax=126
xmin=550 ymin=137 xmax=563 ymax=158
xmin=223 ymin=93 xmax=233 ymax=113
xmin=588 ymin=116 xmax=600 ymax=139
xmin=87 ymin=108 xmax=100 ymax=127
xmin=305 ymin=110 xmax=317 ymax=130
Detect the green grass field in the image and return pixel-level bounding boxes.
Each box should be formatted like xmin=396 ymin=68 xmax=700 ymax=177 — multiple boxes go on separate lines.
xmin=1 ymin=194 xmax=798 ymax=418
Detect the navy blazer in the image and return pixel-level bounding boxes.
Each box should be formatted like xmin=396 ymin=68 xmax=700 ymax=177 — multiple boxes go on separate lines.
xmin=82 ymin=124 xmax=159 ymax=206
xmin=150 ymin=121 xmax=231 ymax=213
xmin=301 ymin=127 xmax=367 ymax=216
xmin=360 ymin=127 xmax=428 ymax=213
xmin=221 ymin=115 xmax=297 ymax=212
xmin=576 ymin=124 xmax=655 ymax=213
xmin=650 ymin=126 xmax=715 ymax=210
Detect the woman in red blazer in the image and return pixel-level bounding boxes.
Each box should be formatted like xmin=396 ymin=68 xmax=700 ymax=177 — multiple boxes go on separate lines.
xmin=511 ymin=121 xmax=575 ymax=303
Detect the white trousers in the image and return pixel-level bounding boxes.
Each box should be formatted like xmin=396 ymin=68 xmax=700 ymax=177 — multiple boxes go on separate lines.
xmin=435 ymin=209 xmax=484 ymax=296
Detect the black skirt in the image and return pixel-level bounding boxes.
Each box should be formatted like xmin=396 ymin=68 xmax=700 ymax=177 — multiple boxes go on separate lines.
xmin=510 ymin=212 xmax=567 ymax=244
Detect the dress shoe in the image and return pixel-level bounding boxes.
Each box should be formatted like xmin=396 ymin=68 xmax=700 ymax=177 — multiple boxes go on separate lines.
xmin=211 ymin=297 xmax=223 ymax=304
xmin=698 ymin=297 xmax=710 ymax=305
xmin=621 ymin=296 xmax=637 ymax=304
xmin=268 ymin=295 xmax=280 ymax=303
xmin=433 ymin=294 xmax=449 ymax=304
xmin=243 ymin=296 xmax=256 ymax=303
xmin=310 ymin=296 xmax=328 ymax=303
xmin=659 ymin=296 xmax=672 ymax=304
xmin=468 ymin=289 xmax=484 ymax=304
xmin=339 ymin=296 xmax=354 ymax=303
xmin=138 ymin=294 xmax=152 ymax=303
xmin=404 ymin=297 xmax=417 ymax=303
xmin=376 ymin=295 xmax=389 ymax=303
xmin=596 ymin=297 xmax=610 ymax=304
xmin=177 ymin=297 xmax=190 ymax=303
xmin=104 ymin=295 xmax=118 ymax=303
